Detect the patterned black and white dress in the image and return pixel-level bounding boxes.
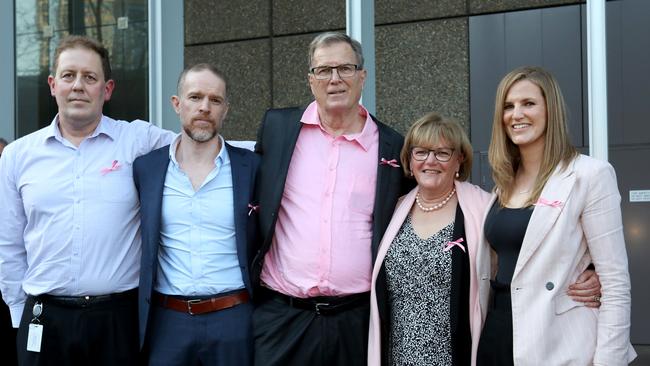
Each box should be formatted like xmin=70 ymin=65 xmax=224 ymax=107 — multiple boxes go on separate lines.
xmin=384 ymin=215 xmax=455 ymax=365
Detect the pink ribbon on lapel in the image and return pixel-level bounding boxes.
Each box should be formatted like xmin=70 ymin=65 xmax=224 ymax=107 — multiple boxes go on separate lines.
xmin=443 ymin=238 xmax=466 ymax=253
xmin=100 ymin=160 xmax=121 ymax=175
xmin=534 ymin=198 xmax=563 ymax=208
xmin=248 ymin=203 xmax=259 ymax=216
xmin=379 ymin=158 xmax=400 ymax=168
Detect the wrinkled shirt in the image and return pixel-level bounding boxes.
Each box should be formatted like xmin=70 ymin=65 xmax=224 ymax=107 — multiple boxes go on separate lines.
xmin=260 ymin=101 xmax=379 ymax=298
xmin=0 ymin=115 xmax=175 ymax=326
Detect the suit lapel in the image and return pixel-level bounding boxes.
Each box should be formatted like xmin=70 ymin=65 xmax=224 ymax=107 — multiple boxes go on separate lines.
xmin=512 ymin=161 xmax=577 ymax=280
xmin=227 ymin=144 xmax=251 ymax=268
xmin=372 ymin=122 xmax=399 ymax=255
xmin=263 ymin=116 xmax=303 ymax=247
xmin=276 ymin=119 xmax=302 ymax=190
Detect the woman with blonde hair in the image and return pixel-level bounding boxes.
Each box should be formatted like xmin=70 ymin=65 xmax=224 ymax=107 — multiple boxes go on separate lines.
xmin=476 ymin=66 xmax=636 ymax=365
xmin=367 ymin=111 xmax=601 ymax=366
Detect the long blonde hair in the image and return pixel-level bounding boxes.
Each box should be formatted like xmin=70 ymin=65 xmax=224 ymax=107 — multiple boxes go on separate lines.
xmin=489 ymin=66 xmax=578 ymax=206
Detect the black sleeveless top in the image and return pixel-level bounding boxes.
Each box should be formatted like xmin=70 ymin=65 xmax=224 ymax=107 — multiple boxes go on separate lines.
xmin=483 ymin=202 xmax=533 ymax=288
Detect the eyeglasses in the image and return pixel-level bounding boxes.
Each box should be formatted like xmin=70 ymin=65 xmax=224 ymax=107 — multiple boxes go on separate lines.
xmin=310 ymin=64 xmax=360 ymax=80
xmin=411 ymin=147 xmax=455 ymax=162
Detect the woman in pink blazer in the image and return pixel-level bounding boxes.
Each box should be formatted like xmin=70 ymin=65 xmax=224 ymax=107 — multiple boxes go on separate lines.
xmin=367 ymin=112 xmax=600 ymax=366
xmin=475 ymin=66 xmax=636 ymax=365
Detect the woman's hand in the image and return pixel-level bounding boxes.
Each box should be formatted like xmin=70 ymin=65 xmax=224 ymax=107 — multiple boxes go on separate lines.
xmin=567 ymin=269 xmax=601 ymax=308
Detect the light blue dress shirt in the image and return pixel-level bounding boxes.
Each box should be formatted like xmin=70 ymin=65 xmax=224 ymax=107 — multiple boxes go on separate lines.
xmin=155 ymin=136 xmax=244 ymax=296
xmin=0 ymin=115 xmax=175 ymax=326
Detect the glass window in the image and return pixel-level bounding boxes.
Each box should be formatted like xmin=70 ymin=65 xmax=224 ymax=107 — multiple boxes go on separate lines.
xmin=15 ymin=0 xmax=148 ymax=138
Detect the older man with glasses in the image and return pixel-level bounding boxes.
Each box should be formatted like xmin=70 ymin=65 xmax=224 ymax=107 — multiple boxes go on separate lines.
xmin=252 ymin=32 xmax=409 ymax=366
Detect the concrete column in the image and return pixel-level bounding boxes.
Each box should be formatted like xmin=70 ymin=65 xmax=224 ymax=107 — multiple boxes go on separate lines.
xmin=587 ymin=0 xmax=608 ymax=160
xmin=149 ymin=0 xmax=184 ymax=131
xmin=346 ymin=0 xmax=376 ymax=115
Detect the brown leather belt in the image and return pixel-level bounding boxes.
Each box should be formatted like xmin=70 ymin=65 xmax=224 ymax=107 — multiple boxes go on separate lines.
xmin=154 ymin=290 xmax=249 ymax=315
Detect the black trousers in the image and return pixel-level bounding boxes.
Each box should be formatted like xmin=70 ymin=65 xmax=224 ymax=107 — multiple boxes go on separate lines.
xmin=1 ymin=295 xmax=18 ymax=366
xmin=253 ymin=295 xmax=369 ymax=366
xmin=16 ymin=290 xmax=139 ymax=366
xmin=476 ymin=288 xmax=514 ymax=366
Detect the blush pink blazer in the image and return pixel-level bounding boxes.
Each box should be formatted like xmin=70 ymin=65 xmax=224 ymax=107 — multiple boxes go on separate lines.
xmin=368 ymin=180 xmax=492 ymax=366
xmin=475 ymin=155 xmax=636 ymax=365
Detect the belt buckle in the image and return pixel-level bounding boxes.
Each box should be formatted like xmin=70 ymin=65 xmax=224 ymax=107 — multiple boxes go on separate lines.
xmin=314 ymin=302 xmax=330 ymax=315
xmin=187 ymin=299 xmax=201 ymax=315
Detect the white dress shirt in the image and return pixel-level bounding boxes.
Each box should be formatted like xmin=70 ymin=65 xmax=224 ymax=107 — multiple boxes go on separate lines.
xmin=0 ymin=115 xmax=175 ymax=326
xmin=155 ymin=136 xmax=244 ymax=296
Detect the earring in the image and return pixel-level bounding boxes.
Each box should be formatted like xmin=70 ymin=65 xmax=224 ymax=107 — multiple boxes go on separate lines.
xmin=455 ymin=171 xmax=459 ymax=178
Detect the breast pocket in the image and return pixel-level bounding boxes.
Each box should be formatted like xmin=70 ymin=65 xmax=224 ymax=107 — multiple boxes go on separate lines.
xmin=100 ymin=171 xmax=137 ymax=203
xmin=348 ymin=176 xmax=375 ymax=216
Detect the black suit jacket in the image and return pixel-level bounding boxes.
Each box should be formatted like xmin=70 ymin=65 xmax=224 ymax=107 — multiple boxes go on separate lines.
xmin=133 ymin=142 xmax=260 ymax=348
xmin=251 ymin=107 xmax=409 ymax=288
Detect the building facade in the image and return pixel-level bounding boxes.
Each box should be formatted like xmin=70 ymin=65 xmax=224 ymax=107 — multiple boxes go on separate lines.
xmin=4 ymin=0 xmax=649 ymax=360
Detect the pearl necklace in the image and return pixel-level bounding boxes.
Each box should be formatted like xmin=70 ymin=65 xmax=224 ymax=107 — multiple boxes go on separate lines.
xmin=415 ymin=188 xmax=456 ymax=212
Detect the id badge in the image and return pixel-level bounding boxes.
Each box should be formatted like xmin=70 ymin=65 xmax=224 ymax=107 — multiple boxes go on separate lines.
xmin=27 ymin=323 xmax=43 ymax=352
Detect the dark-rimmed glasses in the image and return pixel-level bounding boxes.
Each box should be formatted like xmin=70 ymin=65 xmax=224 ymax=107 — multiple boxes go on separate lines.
xmin=310 ymin=64 xmax=359 ymax=80
xmin=411 ymin=147 xmax=455 ymax=162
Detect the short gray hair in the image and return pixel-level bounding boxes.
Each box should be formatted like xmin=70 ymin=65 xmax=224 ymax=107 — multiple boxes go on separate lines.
xmin=308 ymin=32 xmax=364 ymax=70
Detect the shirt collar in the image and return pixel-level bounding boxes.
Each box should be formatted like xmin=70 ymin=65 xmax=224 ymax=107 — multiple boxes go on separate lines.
xmin=168 ymin=134 xmax=228 ymax=167
xmin=300 ymin=101 xmax=377 ymax=151
xmin=45 ymin=114 xmax=116 ymax=143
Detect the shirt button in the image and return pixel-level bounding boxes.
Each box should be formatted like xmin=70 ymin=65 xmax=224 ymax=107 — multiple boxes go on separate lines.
xmin=546 ymin=282 xmax=554 ymax=291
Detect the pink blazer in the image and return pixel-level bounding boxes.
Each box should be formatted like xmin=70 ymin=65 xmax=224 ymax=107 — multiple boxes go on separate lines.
xmin=475 ymin=155 xmax=636 ymax=365
xmin=368 ymin=180 xmax=492 ymax=366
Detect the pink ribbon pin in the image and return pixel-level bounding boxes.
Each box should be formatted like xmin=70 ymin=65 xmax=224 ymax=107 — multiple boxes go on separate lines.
xmin=379 ymin=158 xmax=400 ymax=168
xmin=443 ymin=238 xmax=466 ymax=253
xmin=534 ymin=198 xmax=563 ymax=208
xmin=100 ymin=160 xmax=121 ymax=175
xmin=248 ymin=203 xmax=259 ymax=216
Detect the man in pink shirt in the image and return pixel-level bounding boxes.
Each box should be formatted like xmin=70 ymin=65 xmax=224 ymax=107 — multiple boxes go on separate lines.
xmin=252 ymin=32 xmax=408 ymax=366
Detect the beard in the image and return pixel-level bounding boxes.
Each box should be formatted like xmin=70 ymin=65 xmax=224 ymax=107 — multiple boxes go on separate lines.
xmin=183 ymin=120 xmax=218 ymax=143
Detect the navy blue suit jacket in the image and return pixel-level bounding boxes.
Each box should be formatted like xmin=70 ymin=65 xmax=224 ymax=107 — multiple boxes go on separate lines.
xmin=133 ymin=142 xmax=260 ymax=348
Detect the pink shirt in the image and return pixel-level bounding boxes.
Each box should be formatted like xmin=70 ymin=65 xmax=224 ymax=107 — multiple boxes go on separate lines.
xmin=260 ymin=101 xmax=379 ymax=298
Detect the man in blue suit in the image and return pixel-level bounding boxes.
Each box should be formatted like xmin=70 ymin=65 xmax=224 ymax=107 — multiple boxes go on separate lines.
xmin=133 ymin=63 xmax=259 ymax=365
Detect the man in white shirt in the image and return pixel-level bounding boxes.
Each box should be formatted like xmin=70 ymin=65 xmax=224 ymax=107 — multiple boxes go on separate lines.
xmin=0 ymin=35 xmax=173 ymax=365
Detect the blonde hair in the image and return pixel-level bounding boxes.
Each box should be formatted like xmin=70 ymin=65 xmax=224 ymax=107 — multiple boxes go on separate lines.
xmin=489 ymin=66 xmax=578 ymax=206
xmin=401 ymin=112 xmax=473 ymax=181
